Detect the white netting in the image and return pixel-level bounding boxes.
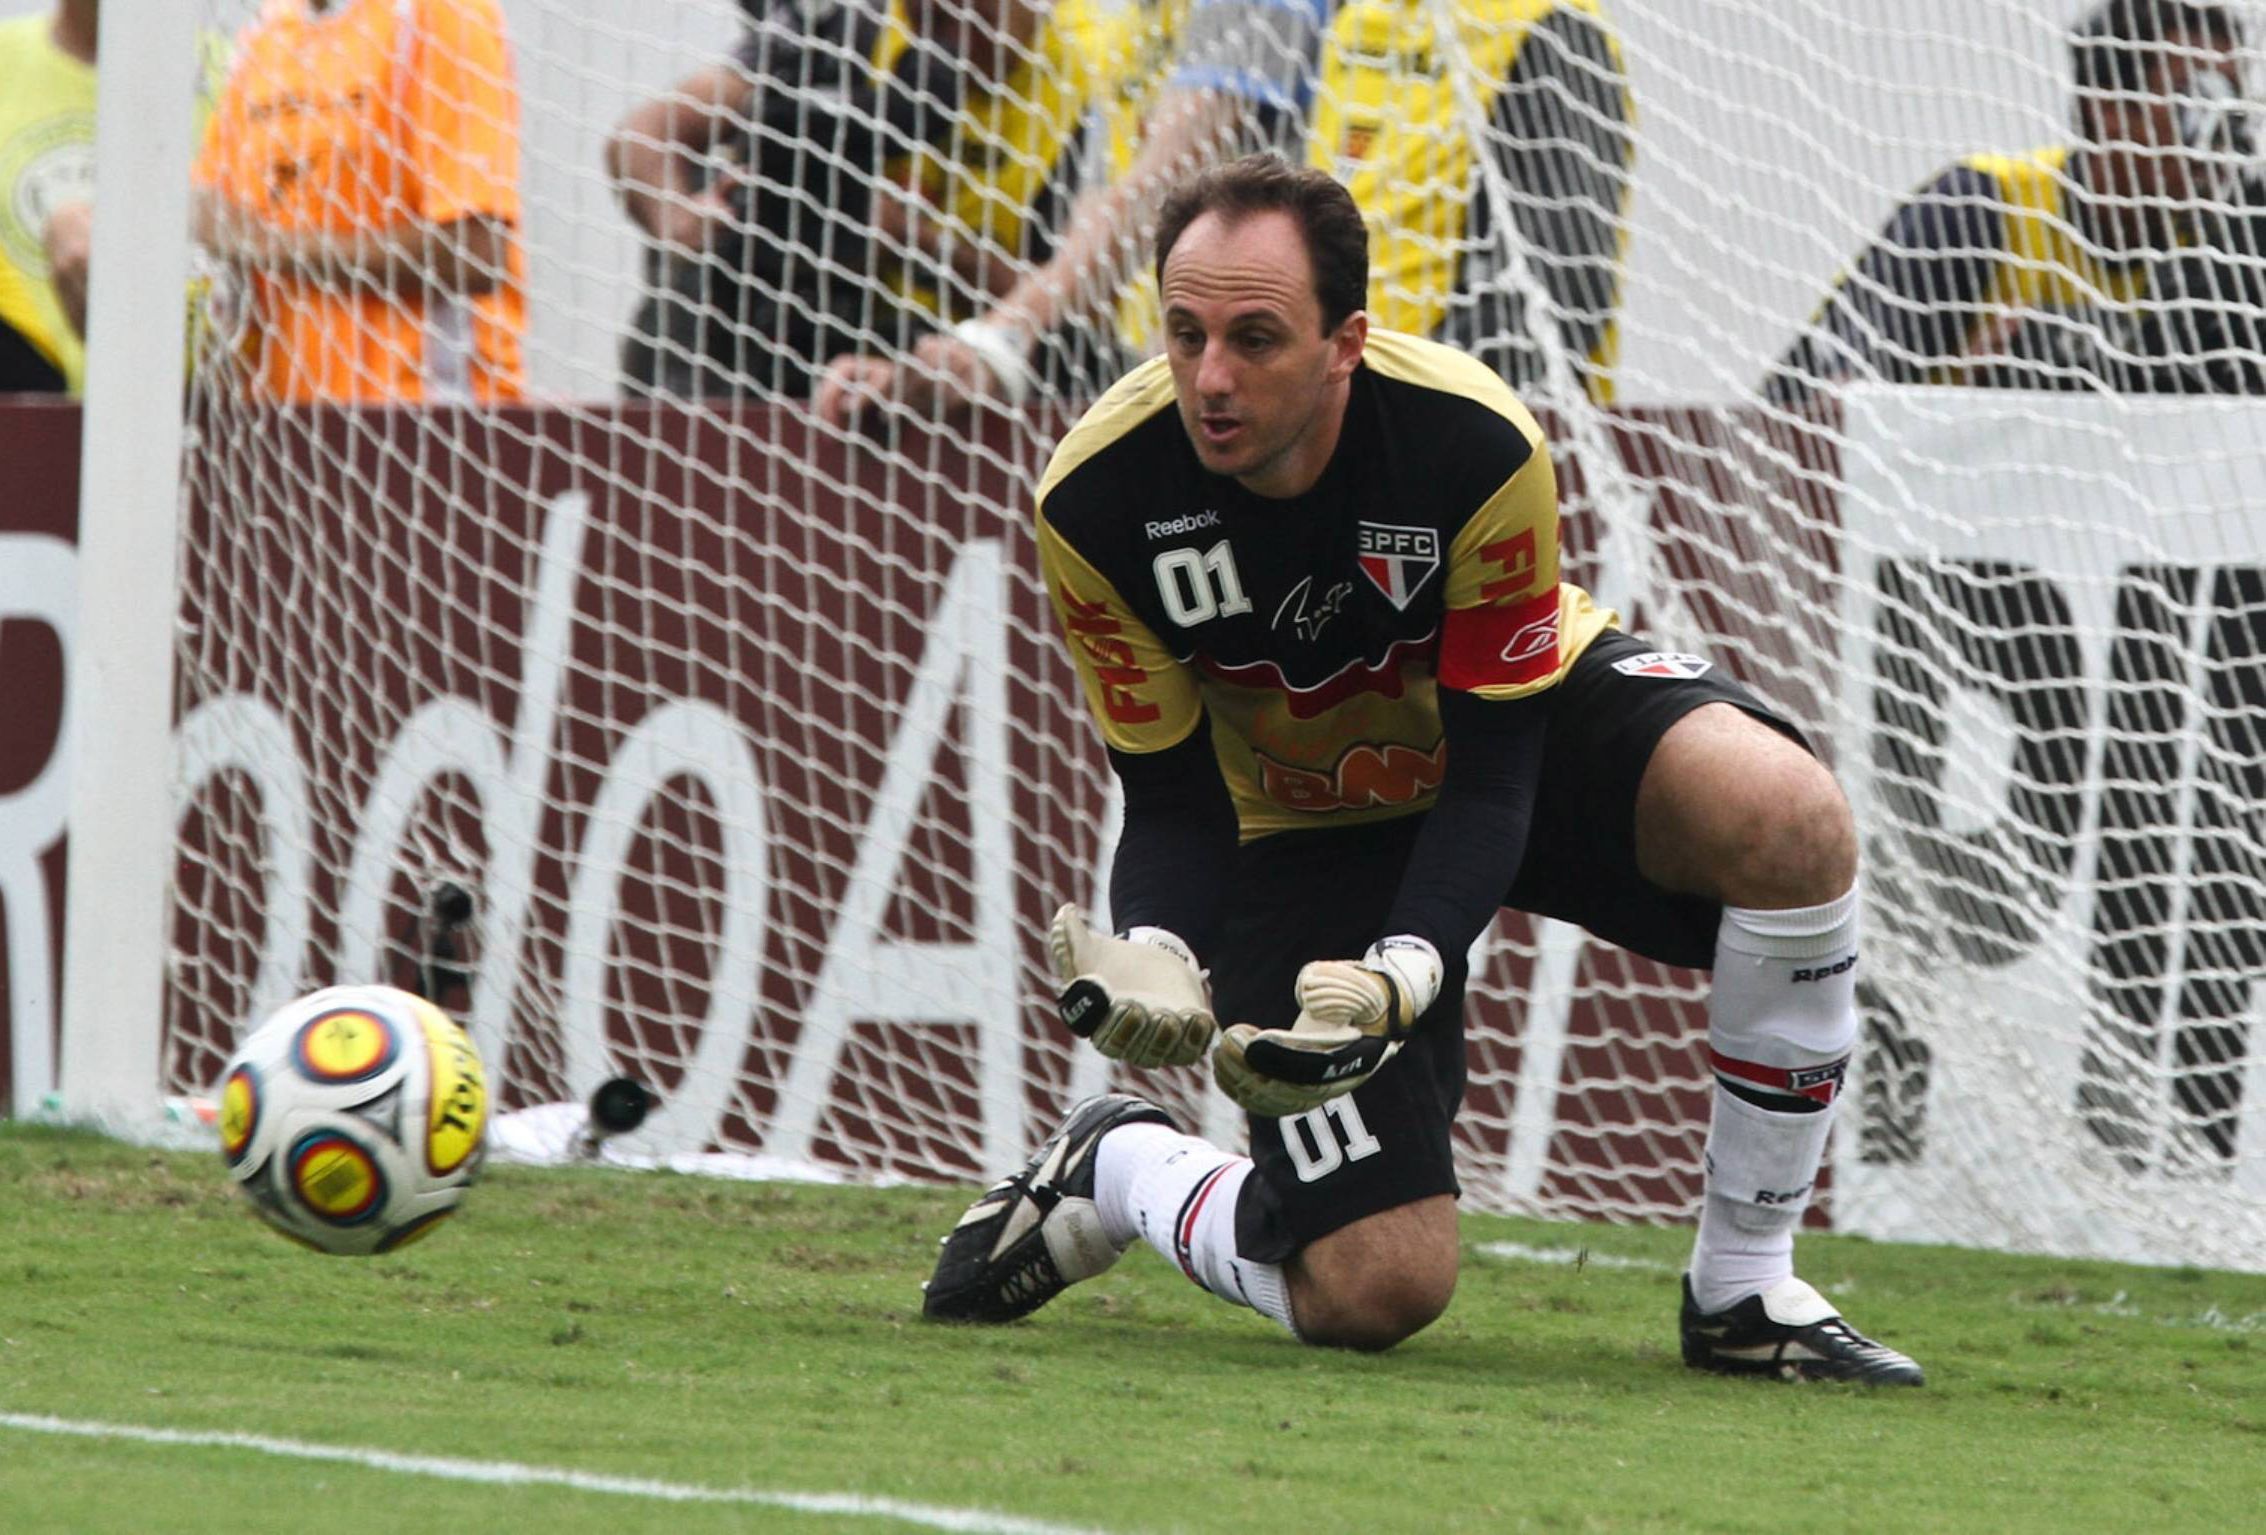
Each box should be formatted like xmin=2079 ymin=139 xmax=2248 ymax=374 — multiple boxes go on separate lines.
xmin=116 ymin=0 xmax=2266 ymax=1268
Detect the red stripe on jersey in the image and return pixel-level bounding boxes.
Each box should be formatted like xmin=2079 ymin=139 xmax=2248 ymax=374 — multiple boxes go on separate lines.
xmin=1438 ymin=588 xmax=1561 ymax=692
xmin=1197 ymin=633 xmax=1437 ymax=720
xmin=1710 ymin=1048 xmax=1848 ymax=1106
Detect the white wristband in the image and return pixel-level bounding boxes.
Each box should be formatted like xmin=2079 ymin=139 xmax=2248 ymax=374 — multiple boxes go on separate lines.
xmin=1124 ymin=925 xmax=1199 ymax=971
xmin=1365 ymin=935 xmax=1444 ymax=1017
xmin=949 ymin=317 xmax=1036 ymax=407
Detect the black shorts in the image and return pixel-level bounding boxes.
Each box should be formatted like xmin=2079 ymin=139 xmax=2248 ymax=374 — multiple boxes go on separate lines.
xmin=1220 ymin=630 xmax=1807 ymax=1258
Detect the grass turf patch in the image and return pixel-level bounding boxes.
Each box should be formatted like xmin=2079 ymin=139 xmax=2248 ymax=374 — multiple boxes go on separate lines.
xmin=2 ymin=1123 xmax=2260 ymax=1533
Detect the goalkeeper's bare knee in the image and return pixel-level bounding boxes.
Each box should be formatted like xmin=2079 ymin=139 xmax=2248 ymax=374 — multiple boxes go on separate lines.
xmin=1636 ymin=704 xmax=1856 ymax=907
xmin=1284 ymin=1196 xmax=1458 ymax=1351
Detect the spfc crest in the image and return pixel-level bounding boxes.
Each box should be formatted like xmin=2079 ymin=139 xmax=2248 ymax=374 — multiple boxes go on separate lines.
xmin=1355 ymin=523 xmax=1440 ymax=610
xmin=1611 ymin=651 xmax=1713 ymax=679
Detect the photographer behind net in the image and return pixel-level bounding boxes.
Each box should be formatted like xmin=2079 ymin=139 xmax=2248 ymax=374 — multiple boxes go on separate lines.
xmin=2130 ymin=67 xmax=2266 ymax=392
xmin=1767 ymin=1 xmax=2263 ymax=403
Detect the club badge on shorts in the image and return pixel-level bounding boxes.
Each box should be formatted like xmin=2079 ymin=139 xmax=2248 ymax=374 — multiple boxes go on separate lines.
xmin=1355 ymin=523 xmax=1440 ymax=610
xmin=1612 ymin=650 xmax=1713 ymax=679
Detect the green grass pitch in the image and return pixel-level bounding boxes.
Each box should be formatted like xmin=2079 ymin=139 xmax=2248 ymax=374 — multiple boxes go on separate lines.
xmin=2 ymin=1122 xmax=2261 ymax=1533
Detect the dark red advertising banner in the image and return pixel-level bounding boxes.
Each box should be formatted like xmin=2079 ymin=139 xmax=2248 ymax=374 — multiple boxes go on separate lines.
xmin=0 ymin=397 xmax=1842 ymax=1221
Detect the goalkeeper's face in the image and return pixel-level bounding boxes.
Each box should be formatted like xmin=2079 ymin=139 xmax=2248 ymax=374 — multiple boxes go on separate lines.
xmin=1160 ymin=210 xmax=1367 ymax=500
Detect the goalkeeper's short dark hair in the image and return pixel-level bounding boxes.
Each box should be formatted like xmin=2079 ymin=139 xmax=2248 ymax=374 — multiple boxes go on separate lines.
xmin=2072 ymin=0 xmax=2243 ymax=100
xmin=1152 ymin=153 xmax=1369 ymax=335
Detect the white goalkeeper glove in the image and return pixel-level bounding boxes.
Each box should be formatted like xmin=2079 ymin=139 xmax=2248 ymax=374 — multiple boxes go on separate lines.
xmin=1047 ymin=903 xmax=1217 ymax=1068
xmin=1212 ymin=936 xmax=1443 ymax=1117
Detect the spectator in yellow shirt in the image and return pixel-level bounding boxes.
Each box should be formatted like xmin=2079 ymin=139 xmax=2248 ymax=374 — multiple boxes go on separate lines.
xmin=0 ymin=0 xmax=97 ymax=393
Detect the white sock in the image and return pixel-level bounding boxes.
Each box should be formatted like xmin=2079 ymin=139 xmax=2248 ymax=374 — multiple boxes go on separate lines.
xmin=1690 ymin=885 xmax=1859 ymax=1314
xmin=1096 ymin=1123 xmax=1296 ymax=1333
xmin=1690 ymin=1086 xmax=1833 ymax=1313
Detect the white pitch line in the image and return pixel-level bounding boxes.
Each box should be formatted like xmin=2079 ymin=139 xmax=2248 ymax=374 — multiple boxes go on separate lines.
xmin=0 ymin=1413 xmax=1116 ymax=1535
xmin=1473 ymin=1241 xmax=1675 ymax=1273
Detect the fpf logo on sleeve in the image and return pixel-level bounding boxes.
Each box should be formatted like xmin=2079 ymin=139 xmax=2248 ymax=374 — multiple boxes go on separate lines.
xmin=1612 ymin=651 xmax=1713 ymax=679
xmin=1355 ymin=523 xmax=1440 ymax=610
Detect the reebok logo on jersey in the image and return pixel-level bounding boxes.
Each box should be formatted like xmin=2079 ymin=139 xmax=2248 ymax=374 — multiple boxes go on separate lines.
xmin=1499 ymin=614 xmax=1557 ymax=664
xmin=1440 ymin=588 xmax=1560 ymax=691
xmin=1612 ymin=651 xmax=1713 ymax=679
xmin=1145 ymin=509 xmax=1221 ymax=540
xmin=1355 ymin=523 xmax=1440 ymax=610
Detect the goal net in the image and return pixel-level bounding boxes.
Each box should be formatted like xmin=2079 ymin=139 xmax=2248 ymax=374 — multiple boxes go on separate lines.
xmin=62 ymin=0 xmax=2266 ymax=1270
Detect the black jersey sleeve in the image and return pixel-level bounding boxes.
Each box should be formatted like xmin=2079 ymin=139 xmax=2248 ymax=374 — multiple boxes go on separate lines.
xmin=1382 ymin=687 xmax=1546 ymax=959
xmin=1106 ymin=727 xmax=1240 ymax=957
xmin=1767 ymin=164 xmax=2008 ymax=405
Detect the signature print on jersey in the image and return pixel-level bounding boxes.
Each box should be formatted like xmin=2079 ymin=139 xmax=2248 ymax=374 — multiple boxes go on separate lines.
xmin=1273 ymin=575 xmax=1356 ymax=643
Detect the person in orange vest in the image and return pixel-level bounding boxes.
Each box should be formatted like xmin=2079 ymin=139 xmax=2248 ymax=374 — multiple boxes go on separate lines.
xmin=190 ymin=0 xmax=527 ymax=403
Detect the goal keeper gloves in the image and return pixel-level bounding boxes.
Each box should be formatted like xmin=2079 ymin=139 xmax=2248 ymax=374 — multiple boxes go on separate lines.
xmin=1047 ymin=903 xmax=1217 ymax=1068
xmin=1212 ymin=936 xmax=1443 ymax=1117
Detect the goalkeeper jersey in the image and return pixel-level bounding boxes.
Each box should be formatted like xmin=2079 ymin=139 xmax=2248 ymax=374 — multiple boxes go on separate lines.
xmin=1038 ymin=326 xmax=1615 ymax=841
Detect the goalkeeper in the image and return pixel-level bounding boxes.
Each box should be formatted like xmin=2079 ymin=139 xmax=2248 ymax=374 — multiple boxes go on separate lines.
xmin=923 ymin=154 xmax=1923 ymax=1385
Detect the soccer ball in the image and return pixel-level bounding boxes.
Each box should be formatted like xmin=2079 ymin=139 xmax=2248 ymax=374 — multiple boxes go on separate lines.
xmin=217 ymin=984 xmax=490 ymax=1255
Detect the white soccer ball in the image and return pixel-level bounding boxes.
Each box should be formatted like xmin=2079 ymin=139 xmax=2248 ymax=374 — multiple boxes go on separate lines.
xmin=217 ymin=984 xmax=490 ymax=1256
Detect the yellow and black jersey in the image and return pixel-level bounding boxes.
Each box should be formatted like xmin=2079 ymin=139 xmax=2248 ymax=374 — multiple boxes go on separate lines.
xmin=887 ymin=0 xmax=1133 ymax=326
xmin=1039 ymin=327 xmax=1616 ymax=840
xmin=1309 ymin=0 xmax=1634 ymax=402
xmin=0 ymin=15 xmax=96 ymax=393
xmin=1767 ymin=145 xmax=2167 ymax=403
xmin=1115 ymin=1 xmax=1633 ymax=399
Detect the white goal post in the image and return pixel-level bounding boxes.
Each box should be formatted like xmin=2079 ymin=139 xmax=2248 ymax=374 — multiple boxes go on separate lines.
xmin=18 ymin=0 xmax=2264 ymax=1273
xmin=52 ymin=0 xmax=200 ymax=1136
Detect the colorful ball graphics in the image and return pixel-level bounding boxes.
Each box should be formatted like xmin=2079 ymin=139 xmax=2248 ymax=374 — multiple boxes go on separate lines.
xmin=289 ymin=1131 xmax=386 ymax=1224
xmin=376 ymin=1208 xmax=456 ymax=1253
xmin=218 ymin=1065 xmax=259 ymax=1166
xmin=412 ymin=1000 xmax=488 ymax=1177
xmin=292 ymin=1007 xmax=399 ymax=1084
xmin=215 ymin=984 xmax=489 ymax=1256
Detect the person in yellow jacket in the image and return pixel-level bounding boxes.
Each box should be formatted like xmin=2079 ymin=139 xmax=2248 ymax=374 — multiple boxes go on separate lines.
xmin=0 ymin=0 xmax=97 ymax=393
xmin=816 ymin=0 xmax=1634 ymax=423
xmin=608 ymin=0 xmax=1125 ymax=401
xmin=1768 ymin=0 xmax=2249 ymax=403
xmin=1309 ymin=0 xmax=1632 ymax=403
xmin=4 ymin=1 xmax=231 ymax=395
